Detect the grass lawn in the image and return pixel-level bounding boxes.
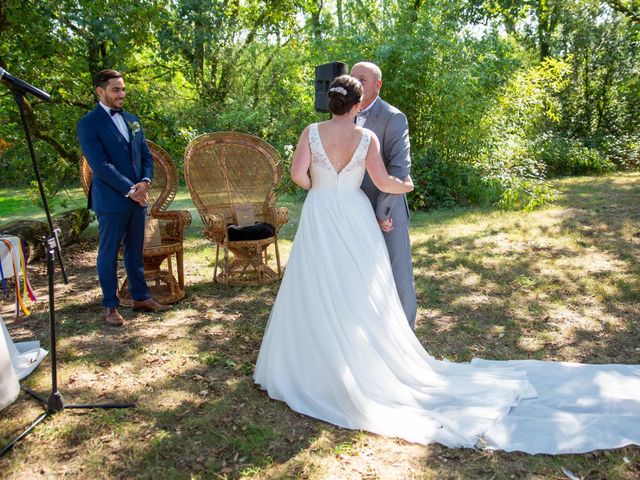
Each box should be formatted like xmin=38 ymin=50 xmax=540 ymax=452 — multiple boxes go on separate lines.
xmin=0 ymin=173 xmax=639 ymax=479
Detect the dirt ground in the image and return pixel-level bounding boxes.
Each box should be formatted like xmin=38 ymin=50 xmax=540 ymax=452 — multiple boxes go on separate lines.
xmin=1 ymin=173 xmax=640 ymax=479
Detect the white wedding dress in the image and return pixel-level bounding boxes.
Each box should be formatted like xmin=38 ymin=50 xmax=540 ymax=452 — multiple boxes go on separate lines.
xmin=254 ymin=124 xmax=640 ymax=454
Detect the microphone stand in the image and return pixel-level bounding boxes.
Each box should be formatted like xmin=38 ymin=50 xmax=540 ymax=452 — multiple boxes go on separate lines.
xmin=0 ymin=83 xmax=134 ymax=458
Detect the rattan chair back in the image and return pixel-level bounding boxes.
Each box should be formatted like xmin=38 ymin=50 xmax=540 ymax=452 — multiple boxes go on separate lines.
xmin=183 ymin=131 xmax=288 ymax=285
xmin=183 ymin=132 xmax=282 ymax=225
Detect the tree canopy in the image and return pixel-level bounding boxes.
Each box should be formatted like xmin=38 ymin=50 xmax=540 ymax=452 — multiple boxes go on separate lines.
xmin=1 ymin=0 xmax=638 ymax=210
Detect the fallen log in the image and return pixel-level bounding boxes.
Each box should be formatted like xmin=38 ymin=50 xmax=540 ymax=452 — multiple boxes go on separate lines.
xmin=0 ymin=208 xmax=93 ymax=261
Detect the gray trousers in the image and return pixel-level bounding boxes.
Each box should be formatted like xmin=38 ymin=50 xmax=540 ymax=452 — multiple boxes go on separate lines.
xmin=382 ymin=220 xmax=417 ymax=329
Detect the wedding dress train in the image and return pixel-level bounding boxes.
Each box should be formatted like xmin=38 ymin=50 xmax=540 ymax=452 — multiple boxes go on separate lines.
xmin=254 ymin=124 xmax=640 ymax=454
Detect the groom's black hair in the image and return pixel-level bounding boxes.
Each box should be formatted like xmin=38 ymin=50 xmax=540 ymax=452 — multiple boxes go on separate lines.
xmin=94 ymin=69 xmax=123 ymax=89
xmin=328 ymin=75 xmax=363 ymax=116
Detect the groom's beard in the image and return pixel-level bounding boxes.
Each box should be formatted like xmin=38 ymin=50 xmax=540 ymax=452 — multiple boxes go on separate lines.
xmin=103 ymin=92 xmax=125 ymax=110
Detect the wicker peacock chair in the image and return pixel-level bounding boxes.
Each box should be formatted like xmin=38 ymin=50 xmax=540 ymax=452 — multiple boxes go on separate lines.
xmin=183 ymin=132 xmax=288 ymax=286
xmin=80 ymin=140 xmax=192 ymax=304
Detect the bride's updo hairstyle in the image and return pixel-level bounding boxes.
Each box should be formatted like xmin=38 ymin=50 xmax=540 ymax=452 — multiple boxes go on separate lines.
xmin=327 ymin=75 xmax=363 ymax=116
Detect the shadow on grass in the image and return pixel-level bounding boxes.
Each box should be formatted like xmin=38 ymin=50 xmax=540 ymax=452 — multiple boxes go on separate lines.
xmin=2 ymin=175 xmax=639 ymax=478
xmin=410 ymin=174 xmax=640 ymax=365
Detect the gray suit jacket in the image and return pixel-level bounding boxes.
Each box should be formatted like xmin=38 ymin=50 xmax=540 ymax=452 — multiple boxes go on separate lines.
xmin=360 ymin=98 xmax=411 ymax=225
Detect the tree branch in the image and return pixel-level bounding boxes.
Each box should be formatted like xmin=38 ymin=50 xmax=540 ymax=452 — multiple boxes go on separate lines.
xmin=51 ymin=9 xmax=91 ymax=37
xmin=605 ymin=0 xmax=640 ymax=23
xmin=20 ymin=97 xmax=77 ymax=160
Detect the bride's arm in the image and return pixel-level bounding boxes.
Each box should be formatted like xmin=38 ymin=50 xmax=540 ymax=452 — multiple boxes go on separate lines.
xmin=290 ymin=126 xmax=312 ymax=190
xmin=365 ymin=134 xmax=413 ymax=194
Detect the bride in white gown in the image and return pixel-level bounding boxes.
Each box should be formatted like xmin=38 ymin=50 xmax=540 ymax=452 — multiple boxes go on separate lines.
xmin=254 ymin=75 xmax=640 ymax=454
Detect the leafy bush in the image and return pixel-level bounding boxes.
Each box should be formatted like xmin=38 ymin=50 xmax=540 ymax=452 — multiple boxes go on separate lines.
xmin=496 ymin=178 xmax=556 ymax=211
xmin=533 ymin=134 xmax=615 ymax=177
xmin=274 ymin=144 xmax=298 ymax=196
xmin=410 ymin=148 xmax=502 ymax=210
xmin=590 ymin=134 xmax=640 ymax=171
xmin=450 ymin=59 xmax=571 ymax=211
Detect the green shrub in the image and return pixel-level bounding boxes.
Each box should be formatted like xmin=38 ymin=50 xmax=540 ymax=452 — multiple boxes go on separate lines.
xmin=590 ymin=134 xmax=640 ymax=171
xmin=496 ymin=178 xmax=556 ymax=211
xmin=534 ymin=134 xmax=615 ymax=176
xmin=410 ymin=148 xmax=502 ymax=210
xmin=274 ymin=144 xmax=298 ymax=196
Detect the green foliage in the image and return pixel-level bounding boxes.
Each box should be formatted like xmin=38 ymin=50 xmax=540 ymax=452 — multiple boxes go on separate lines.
xmin=466 ymin=58 xmax=571 ymax=209
xmin=496 ymin=178 xmax=556 ymax=211
xmin=408 ymin=52 xmax=570 ymax=211
xmin=274 ymin=144 xmax=299 ymax=196
xmin=0 ymin=0 xmax=639 ymax=213
xmin=410 ymin=148 xmax=503 ymax=210
xmin=592 ymin=134 xmax=640 ymax=171
xmin=534 ymin=134 xmax=615 ymax=176
xmin=0 ymin=0 xmax=162 ymax=194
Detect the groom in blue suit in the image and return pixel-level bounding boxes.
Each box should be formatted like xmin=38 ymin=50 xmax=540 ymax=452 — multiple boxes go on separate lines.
xmin=77 ymin=69 xmax=170 ymax=326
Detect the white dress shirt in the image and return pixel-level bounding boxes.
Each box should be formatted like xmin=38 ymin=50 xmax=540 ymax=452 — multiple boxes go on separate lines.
xmin=100 ymin=101 xmax=130 ymax=142
xmin=356 ymin=96 xmax=379 ymax=127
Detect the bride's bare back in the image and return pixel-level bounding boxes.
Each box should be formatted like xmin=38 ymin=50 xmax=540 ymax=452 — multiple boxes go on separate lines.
xmin=316 ymin=121 xmax=364 ymax=173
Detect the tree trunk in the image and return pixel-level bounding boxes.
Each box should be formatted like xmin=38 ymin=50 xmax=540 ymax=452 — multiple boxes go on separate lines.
xmin=310 ymin=0 xmax=323 ymax=40
xmin=0 ymin=208 xmax=92 ymax=261
xmin=537 ymin=0 xmax=551 ymax=61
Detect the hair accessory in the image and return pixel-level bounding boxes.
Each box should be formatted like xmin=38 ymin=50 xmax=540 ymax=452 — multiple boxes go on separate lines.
xmin=329 ymin=86 xmax=347 ymax=96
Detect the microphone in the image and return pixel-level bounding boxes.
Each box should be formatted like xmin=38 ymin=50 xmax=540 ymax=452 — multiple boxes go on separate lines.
xmin=0 ymin=68 xmax=51 ymax=101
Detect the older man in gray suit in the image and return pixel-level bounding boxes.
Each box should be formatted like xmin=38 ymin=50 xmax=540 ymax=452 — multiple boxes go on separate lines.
xmin=351 ymin=61 xmax=417 ymax=329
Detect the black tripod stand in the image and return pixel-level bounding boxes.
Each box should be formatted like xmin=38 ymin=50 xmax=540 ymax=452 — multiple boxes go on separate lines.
xmin=0 ymin=70 xmax=134 ymax=458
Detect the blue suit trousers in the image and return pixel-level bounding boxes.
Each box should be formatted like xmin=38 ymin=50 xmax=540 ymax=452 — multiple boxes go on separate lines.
xmin=97 ymin=206 xmax=150 ymax=308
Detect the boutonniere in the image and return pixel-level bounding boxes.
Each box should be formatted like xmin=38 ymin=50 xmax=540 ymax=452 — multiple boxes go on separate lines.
xmin=128 ymin=120 xmax=141 ymax=138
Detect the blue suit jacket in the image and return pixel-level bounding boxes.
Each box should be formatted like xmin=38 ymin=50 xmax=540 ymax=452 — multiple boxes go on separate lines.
xmin=77 ymin=105 xmax=153 ymax=213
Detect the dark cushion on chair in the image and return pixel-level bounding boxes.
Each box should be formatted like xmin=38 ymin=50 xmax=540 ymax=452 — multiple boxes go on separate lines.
xmin=227 ymin=222 xmax=276 ymax=241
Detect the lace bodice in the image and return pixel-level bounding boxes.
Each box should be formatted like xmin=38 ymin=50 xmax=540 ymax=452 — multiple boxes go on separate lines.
xmin=308 ymin=123 xmax=372 ymax=191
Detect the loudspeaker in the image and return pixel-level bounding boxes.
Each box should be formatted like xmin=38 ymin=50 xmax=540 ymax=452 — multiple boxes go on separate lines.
xmin=314 ymin=61 xmax=348 ymax=112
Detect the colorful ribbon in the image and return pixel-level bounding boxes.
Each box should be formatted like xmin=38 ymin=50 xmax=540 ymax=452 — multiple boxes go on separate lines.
xmin=0 ymin=237 xmax=31 ymax=316
xmin=19 ymin=239 xmax=36 ymax=301
xmin=0 ymin=254 xmax=6 ymax=299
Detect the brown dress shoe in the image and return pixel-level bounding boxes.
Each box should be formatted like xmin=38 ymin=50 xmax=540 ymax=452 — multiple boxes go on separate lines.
xmin=132 ymin=297 xmax=172 ymax=312
xmin=104 ymin=307 xmax=124 ymax=326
